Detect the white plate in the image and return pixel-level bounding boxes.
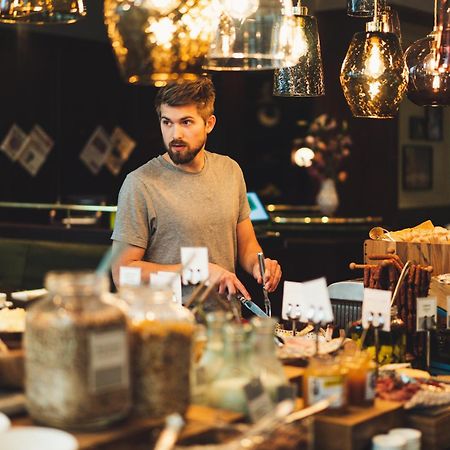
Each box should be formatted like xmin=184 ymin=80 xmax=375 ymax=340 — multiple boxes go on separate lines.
xmin=1 ymin=426 xmax=78 ymax=450
xmin=0 ymin=412 xmax=11 ymax=433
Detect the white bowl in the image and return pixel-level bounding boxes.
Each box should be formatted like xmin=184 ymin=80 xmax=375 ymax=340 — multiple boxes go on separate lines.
xmin=372 ymin=433 xmax=407 ymax=450
xmin=389 ymin=428 xmax=421 ymax=450
xmin=0 ymin=426 xmax=78 ymax=450
xmin=0 ymin=412 xmax=11 ymax=433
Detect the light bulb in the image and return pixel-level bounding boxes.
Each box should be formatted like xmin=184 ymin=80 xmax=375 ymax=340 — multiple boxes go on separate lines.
xmin=220 ymin=0 xmax=259 ymax=20
xmin=364 ymin=38 xmax=385 ymax=78
xmin=141 ymin=0 xmax=180 ymax=14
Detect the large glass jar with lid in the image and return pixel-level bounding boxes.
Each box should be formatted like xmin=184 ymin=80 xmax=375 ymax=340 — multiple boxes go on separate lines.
xmin=121 ymin=285 xmax=195 ymax=418
xmin=25 ymin=271 xmax=131 ymax=430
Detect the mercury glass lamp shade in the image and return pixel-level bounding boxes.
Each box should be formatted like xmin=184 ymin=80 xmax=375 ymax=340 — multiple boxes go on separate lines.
xmin=273 ymin=8 xmax=325 ymax=97
xmin=0 ymin=0 xmax=86 ymax=24
xmin=204 ymin=0 xmax=301 ymax=71
xmin=104 ymin=0 xmax=221 ymax=86
xmin=405 ymin=31 xmax=450 ymax=106
xmin=340 ymin=30 xmax=408 ymax=119
xmin=347 ymin=0 xmax=385 ymax=18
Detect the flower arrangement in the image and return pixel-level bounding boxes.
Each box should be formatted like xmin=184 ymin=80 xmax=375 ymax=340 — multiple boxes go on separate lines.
xmin=301 ymin=114 xmax=352 ymax=184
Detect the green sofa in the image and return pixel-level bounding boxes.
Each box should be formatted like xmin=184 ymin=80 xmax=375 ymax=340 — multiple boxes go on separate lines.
xmin=0 ymin=238 xmax=110 ymax=291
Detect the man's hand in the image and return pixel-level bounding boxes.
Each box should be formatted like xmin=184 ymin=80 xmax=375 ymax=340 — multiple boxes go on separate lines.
xmin=208 ymin=263 xmax=251 ymax=300
xmin=252 ymin=258 xmax=282 ymax=292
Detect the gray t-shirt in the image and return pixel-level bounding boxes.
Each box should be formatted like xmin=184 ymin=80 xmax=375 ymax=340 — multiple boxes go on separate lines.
xmin=111 ymin=151 xmax=251 ymax=273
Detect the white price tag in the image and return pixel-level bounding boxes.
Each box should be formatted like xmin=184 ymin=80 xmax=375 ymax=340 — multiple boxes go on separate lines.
xmin=447 ymin=296 xmax=450 ymax=330
xmin=416 ymin=297 xmax=437 ymax=331
xmin=181 ymin=247 xmax=209 ymax=285
xmin=150 ymin=271 xmax=182 ymax=305
xmin=281 ymin=278 xmax=333 ymax=323
xmin=119 ymin=266 xmax=141 ymax=286
xmin=362 ymin=288 xmax=391 ymax=332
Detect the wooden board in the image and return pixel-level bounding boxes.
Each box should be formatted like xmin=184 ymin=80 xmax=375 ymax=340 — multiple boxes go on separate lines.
xmin=313 ymin=400 xmax=404 ymax=450
xmin=364 ymin=240 xmax=450 ymax=276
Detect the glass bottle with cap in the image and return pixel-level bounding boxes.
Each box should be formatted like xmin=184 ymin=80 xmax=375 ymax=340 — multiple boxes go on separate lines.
xmin=25 ymin=271 xmax=131 ymax=430
xmin=122 ymin=285 xmax=195 ymax=418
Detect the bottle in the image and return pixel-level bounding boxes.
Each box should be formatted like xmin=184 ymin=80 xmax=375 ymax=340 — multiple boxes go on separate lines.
xmin=191 ymin=311 xmax=229 ymax=404
xmin=349 ymin=306 xmax=407 ymax=365
xmin=250 ymin=317 xmax=288 ymax=402
xmin=207 ymin=322 xmax=254 ymax=414
xmin=25 ymin=271 xmax=131 ymax=430
xmin=303 ymin=355 xmax=347 ymax=412
xmin=122 ymin=285 xmax=195 ymax=418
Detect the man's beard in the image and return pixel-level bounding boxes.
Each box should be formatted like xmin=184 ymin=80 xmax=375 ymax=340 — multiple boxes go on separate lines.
xmin=166 ymin=139 xmax=204 ymax=165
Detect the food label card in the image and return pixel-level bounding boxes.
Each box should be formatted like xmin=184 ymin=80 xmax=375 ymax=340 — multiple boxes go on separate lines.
xmin=181 ymin=247 xmax=209 ymax=285
xmin=362 ymin=288 xmax=391 ymax=332
xmin=119 ymin=266 xmax=141 ymax=286
xmin=150 ymin=271 xmax=182 ymax=305
xmin=416 ymin=297 xmax=437 ymax=331
xmin=282 ymin=277 xmax=333 ymax=324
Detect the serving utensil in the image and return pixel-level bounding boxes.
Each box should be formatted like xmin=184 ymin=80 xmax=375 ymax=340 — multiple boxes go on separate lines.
xmin=257 ymin=252 xmax=272 ymax=317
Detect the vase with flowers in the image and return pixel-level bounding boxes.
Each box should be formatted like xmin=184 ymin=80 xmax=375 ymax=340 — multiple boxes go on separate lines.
xmin=302 ymin=114 xmax=351 ymax=215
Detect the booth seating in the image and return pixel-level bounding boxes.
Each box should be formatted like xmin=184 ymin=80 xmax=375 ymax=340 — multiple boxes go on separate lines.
xmin=0 ymin=238 xmax=109 ymax=291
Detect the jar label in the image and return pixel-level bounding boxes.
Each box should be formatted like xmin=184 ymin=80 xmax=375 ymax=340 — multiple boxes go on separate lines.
xmin=307 ymin=376 xmax=344 ymax=408
xmin=365 ymin=370 xmax=376 ymax=401
xmin=89 ymin=328 xmax=129 ymax=393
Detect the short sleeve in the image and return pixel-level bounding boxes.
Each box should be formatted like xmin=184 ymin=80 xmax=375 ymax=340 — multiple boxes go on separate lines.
xmin=236 ymin=164 xmax=251 ymax=223
xmin=111 ymin=174 xmax=155 ymax=248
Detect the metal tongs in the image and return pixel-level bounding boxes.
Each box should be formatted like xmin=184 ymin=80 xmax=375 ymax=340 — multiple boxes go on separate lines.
xmin=257 ymin=252 xmax=272 ymax=317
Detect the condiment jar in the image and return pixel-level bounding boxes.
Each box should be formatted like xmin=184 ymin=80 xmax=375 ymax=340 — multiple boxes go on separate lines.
xmin=122 ymin=286 xmax=195 ymax=418
xmin=303 ymin=355 xmax=347 ymax=412
xmin=250 ymin=317 xmax=288 ymax=402
xmin=25 ymin=271 xmax=131 ymax=430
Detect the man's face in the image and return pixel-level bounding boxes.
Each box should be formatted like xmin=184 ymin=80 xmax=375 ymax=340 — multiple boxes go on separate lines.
xmin=160 ymin=103 xmax=215 ymax=165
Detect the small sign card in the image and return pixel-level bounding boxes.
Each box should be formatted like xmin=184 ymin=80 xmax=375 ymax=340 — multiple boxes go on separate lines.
xmin=80 ymin=126 xmax=112 ymax=175
xmin=119 ymin=266 xmax=141 ymax=287
xmin=17 ymin=125 xmax=55 ymax=176
xmin=416 ymin=297 xmax=437 ymax=331
xmin=181 ymin=247 xmax=209 ymax=285
xmin=244 ymin=378 xmax=273 ymax=423
xmin=0 ymin=124 xmax=27 ymax=161
xmin=447 ymin=296 xmax=450 ymax=330
xmin=105 ymin=127 xmax=136 ymax=176
xmin=150 ymin=271 xmax=182 ymax=305
xmin=281 ymin=277 xmax=333 ymax=324
xmin=362 ymin=288 xmax=391 ymax=332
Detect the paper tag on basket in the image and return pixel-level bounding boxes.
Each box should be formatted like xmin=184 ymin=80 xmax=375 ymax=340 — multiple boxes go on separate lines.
xmin=244 ymin=378 xmax=273 ymax=423
xmin=282 ymin=278 xmax=333 ymax=324
xmin=362 ymin=288 xmax=391 ymax=332
xmin=447 ymin=296 xmax=450 ymax=330
xmin=181 ymin=247 xmax=209 ymax=285
xmin=416 ymin=297 xmax=437 ymax=331
xmin=119 ymin=266 xmax=141 ymax=286
xmin=150 ymin=271 xmax=182 ymax=305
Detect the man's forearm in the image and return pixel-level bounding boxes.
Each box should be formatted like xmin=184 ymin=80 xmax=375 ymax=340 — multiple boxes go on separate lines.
xmin=239 ymin=242 xmax=263 ymax=275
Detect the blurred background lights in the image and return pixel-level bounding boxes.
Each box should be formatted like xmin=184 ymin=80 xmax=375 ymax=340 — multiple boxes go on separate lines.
xmin=292 ymin=147 xmax=315 ymax=167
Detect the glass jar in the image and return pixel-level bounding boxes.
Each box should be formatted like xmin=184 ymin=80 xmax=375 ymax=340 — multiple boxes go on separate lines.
xmin=25 ymin=271 xmax=131 ymax=430
xmin=350 ymin=306 xmax=407 ymax=365
xmin=122 ymin=286 xmax=195 ymax=418
xmin=250 ymin=317 xmax=288 ymax=402
xmin=207 ymin=322 xmax=254 ymax=414
xmin=303 ymin=355 xmax=347 ymax=412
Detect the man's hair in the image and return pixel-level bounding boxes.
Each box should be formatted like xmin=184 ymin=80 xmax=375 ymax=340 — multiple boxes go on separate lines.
xmin=155 ymin=77 xmax=215 ymax=122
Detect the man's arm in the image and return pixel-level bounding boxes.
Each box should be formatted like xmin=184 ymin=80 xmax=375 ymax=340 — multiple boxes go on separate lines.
xmin=237 ymin=218 xmax=282 ymax=292
xmin=111 ymin=241 xmax=181 ymax=287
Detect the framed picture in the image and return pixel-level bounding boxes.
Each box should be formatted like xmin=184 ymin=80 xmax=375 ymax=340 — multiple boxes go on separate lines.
xmin=402 ymin=145 xmax=433 ymax=190
xmin=425 ymin=106 xmax=443 ymax=141
xmin=409 ymin=116 xmax=426 ymax=140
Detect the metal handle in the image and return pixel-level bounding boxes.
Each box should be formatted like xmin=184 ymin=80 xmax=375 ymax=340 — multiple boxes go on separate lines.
xmin=257 ymin=252 xmax=266 ymax=282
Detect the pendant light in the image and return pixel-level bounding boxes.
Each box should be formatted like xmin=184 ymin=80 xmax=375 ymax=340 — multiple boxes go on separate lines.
xmin=405 ymin=0 xmax=450 ymax=106
xmin=347 ymin=0 xmax=385 ymax=18
xmin=340 ymin=0 xmax=408 ymax=119
xmin=204 ymin=0 xmax=302 ymax=71
xmin=0 ymin=0 xmax=86 ymax=24
xmin=273 ymin=3 xmax=325 ymax=97
xmin=104 ymin=0 xmax=221 ymax=86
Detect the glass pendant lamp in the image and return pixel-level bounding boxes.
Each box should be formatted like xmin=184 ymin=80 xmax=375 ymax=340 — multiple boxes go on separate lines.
xmin=204 ymin=0 xmax=301 ymax=71
xmin=273 ymin=3 xmax=325 ymax=97
xmin=104 ymin=0 xmax=221 ymax=86
xmin=347 ymin=0 xmax=385 ymax=18
xmin=0 ymin=0 xmax=86 ymax=24
xmin=340 ymin=0 xmax=408 ymax=118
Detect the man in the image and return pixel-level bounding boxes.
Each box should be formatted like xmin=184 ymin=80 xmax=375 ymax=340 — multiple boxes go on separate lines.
xmin=111 ymin=77 xmax=281 ymax=300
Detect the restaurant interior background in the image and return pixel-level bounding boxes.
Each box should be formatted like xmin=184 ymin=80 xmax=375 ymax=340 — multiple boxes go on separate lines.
xmin=0 ymin=0 xmax=449 ymax=306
